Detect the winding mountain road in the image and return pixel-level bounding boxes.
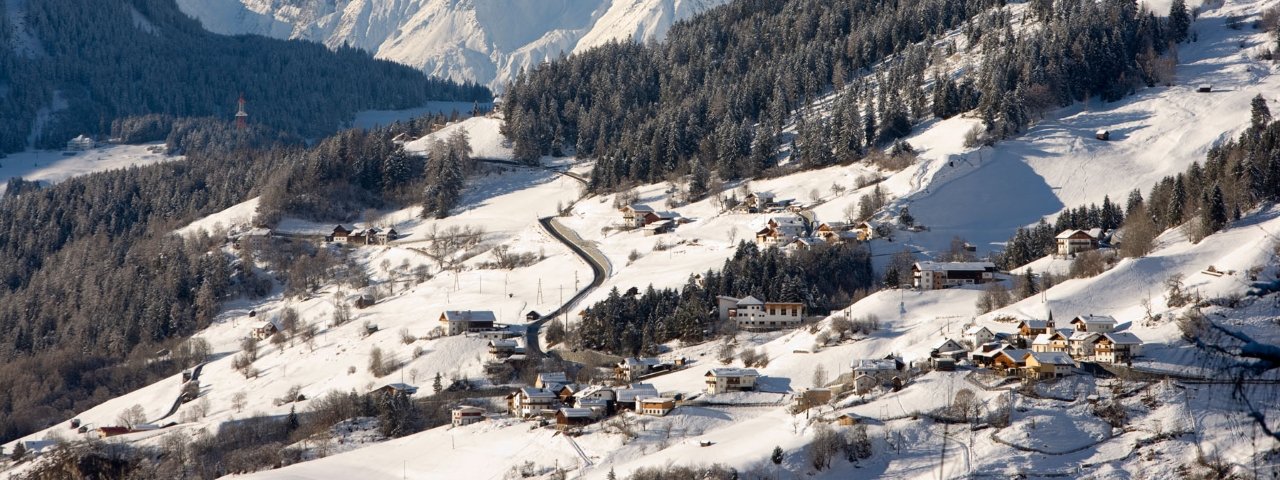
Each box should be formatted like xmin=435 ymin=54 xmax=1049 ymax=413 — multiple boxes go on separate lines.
xmin=525 ymin=216 xmax=611 ymax=357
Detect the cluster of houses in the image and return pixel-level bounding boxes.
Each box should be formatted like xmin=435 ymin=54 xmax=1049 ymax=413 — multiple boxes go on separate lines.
xmin=753 ymin=215 xmax=875 ymax=251
xmin=448 ymin=365 xmax=760 ymax=432
xmin=957 ymin=314 xmax=1144 ymax=379
xmin=327 ymin=225 xmax=399 ymax=246
xmin=716 ymin=295 xmax=805 ymax=331
xmin=733 ymin=192 xmax=809 ymax=214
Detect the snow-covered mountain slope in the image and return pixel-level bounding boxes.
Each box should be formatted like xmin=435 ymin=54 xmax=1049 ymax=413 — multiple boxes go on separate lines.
xmin=174 ymin=0 xmax=726 ymax=91
xmin=6 ymin=0 xmax=1280 ymax=478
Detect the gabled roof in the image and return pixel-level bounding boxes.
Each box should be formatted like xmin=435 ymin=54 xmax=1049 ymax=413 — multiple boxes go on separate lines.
xmin=931 ymin=338 xmax=965 ymax=352
xmin=997 ymin=349 xmax=1030 ymax=362
xmin=453 ymin=405 xmax=485 ymax=413
xmin=624 ymin=204 xmax=655 ymax=213
xmin=622 ymin=357 xmax=662 ymax=368
xmin=1102 ymin=332 xmax=1142 ymax=345
xmin=736 ymin=296 xmax=765 ymax=306
xmin=1019 ymin=319 xmax=1049 ymax=329
xmin=852 ymin=358 xmax=897 ymax=371
xmin=380 ymin=383 xmax=418 ymax=394
xmin=1027 ymin=351 xmax=1074 ymax=365
xmin=1069 ymin=331 xmax=1101 ymax=342
xmin=1072 ymin=314 xmax=1117 ymax=327
xmin=1055 ymin=229 xmax=1091 ymax=240
xmin=615 ymin=385 xmax=660 ymax=402
xmin=537 ymin=372 xmax=569 ymax=384
xmin=519 ymin=387 xmax=557 ymax=399
xmin=577 ymin=398 xmax=609 ymax=408
xmin=574 ymin=385 xmax=614 ymax=399
xmin=964 ymin=325 xmax=994 ymax=335
xmin=441 ymin=310 xmax=497 ymax=322
xmin=706 ymin=368 xmax=752 ymax=378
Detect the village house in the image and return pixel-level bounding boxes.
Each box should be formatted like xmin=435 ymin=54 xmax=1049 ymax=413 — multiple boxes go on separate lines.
xmin=716 ymin=295 xmax=805 ymax=331
xmin=614 ymin=357 xmax=675 ymax=382
xmin=1068 ymin=332 xmax=1101 ymax=358
xmin=1017 ymin=316 xmax=1057 ymax=338
xmin=1070 ymin=314 xmax=1118 ymax=333
xmin=577 ymin=397 xmax=610 ymax=417
xmin=330 ymin=225 xmax=351 ymax=242
xmin=1055 ymin=229 xmax=1101 ymax=256
xmin=488 ymin=339 xmax=523 ymax=357
xmin=535 ymin=372 xmax=570 ymax=389
xmin=752 ymin=214 xmax=808 ymax=247
xmin=1091 ymin=332 xmax=1143 ymax=364
xmin=1031 ymin=330 xmax=1070 ymax=353
xmin=252 ymin=317 xmax=283 ymax=340
xmin=912 ymin=261 xmax=997 ymax=289
xmin=793 ymin=388 xmax=833 ymax=411
xmin=836 ymin=413 xmax=863 ymax=426
xmin=969 ymin=343 xmax=1006 ymax=367
xmin=637 ymin=397 xmax=676 ymax=416
xmin=992 ymin=348 xmax=1031 ymax=375
xmin=814 ymin=222 xmax=861 ymax=245
xmin=614 ymin=383 xmax=659 ymax=412
xmin=1023 ymin=351 xmax=1075 ymax=378
xmin=373 ymin=383 xmax=419 ymax=397
xmin=643 ymin=219 xmax=677 ymax=236
xmin=786 ymin=236 xmax=821 ymax=252
xmin=964 ymin=325 xmax=997 ymax=346
xmin=704 ymin=368 xmax=760 ymax=394
xmin=507 ymin=387 xmax=558 ymax=417
xmin=852 ymin=358 xmax=899 ymax=384
xmin=931 ymin=338 xmax=967 ymax=359
xmin=555 ymin=408 xmax=596 ymax=431
xmin=451 ymin=406 xmax=486 ymax=427
xmin=740 ymin=192 xmax=776 ymax=213
xmin=439 ymin=310 xmax=496 ymax=336
xmin=621 ymin=204 xmax=655 ymax=228
xmin=852 ymin=374 xmax=880 ymax=395
xmin=66 ymin=134 xmax=95 ymax=151
xmin=573 ymin=386 xmax=618 ymax=414
xmin=854 ymin=221 xmax=878 ymax=242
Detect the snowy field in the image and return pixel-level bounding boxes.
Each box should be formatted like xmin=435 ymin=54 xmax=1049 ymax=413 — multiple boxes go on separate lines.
xmin=0 ymin=142 xmax=177 ymax=195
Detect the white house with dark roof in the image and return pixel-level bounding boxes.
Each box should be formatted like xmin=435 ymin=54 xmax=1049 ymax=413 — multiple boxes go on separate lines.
xmin=964 ymin=325 xmax=996 ymax=346
xmin=1055 ymin=229 xmax=1100 ymax=256
xmin=704 ymin=368 xmax=760 ymax=394
xmin=507 ymin=387 xmax=558 ymax=417
xmin=1068 ymin=331 xmax=1101 ymax=358
xmin=439 ymin=310 xmax=496 ymax=336
xmin=931 ymin=338 xmax=967 ymax=358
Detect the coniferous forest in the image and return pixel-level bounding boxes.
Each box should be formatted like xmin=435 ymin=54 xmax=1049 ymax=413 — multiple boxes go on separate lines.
xmin=502 ymin=0 xmax=1185 ymax=193
xmin=0 ymin=0 xmax=490 ymax=153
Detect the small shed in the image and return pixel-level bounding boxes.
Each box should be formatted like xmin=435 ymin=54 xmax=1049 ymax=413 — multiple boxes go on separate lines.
xmin=1197 ymin=84 xmax=1212 ymax=93
xmin=355 ymin=294 xmax=376 ymax=309
xmin=837 ymin=413 xmax=861 ymax=426
xmin=526 ymin=310 xmax=542 ymax=321
xmin=1095 ymin=129 xmax=1110 ymax=141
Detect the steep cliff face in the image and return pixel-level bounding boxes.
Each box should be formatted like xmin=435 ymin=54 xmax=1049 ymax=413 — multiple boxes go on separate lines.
xmin=175 ymin=0 xmax=727 ymax=91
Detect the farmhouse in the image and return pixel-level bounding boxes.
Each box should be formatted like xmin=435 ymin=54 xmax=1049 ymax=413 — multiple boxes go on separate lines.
xmin=614 ymin=384 xmax=660 ymax=411
xmin=912 ymin=261 xmax=997 ymax=289
xmin=969 ymin=343 xmax=1006 ymax=367
xmin=1031 ymin=330 xmax=1070 ymax=353
xmin=1068 ymin=332 xmax=1101 ymax=358
xmin=1055 ymin=229 xmax=1100 ymax=256
xmin=439 ymin=310 xmax=496 ymax=336
xmin=555 ymin=408 xmax=596 ymax=431
xmin=1091 ymin=332 xmax=1143 ymax=364
xmin=614 ymin=357 xmax=671 ymax=382
xmin=488 ymin=339 xmax=523 ymax=357
xmin=574 ymin=385 xmax=618 ymax=413
xmin=741 ymin=192 xmax=776 ymax=212
xmin=637 ymin=397 xmax=675 ymax=416
xmin=852 ymin=358 xmax=899 ymax=383
xmin=704 ymin=368 xmax=759 ymax=394
xmin=1023 ymin=351 xmax=1075 ymax=378
xmin=931 ymin=338 xmax=967 ymax=359
xmin=620 ymin=204 xmax=656 ymax=228
xmin=535 ymin=372 xmax=570 ymax=389
xmin=716 ymin=295 xmax=805 ymax=331
xmin=252 ymin=318 xmax=283 ymax=340
xmin=1017 ymin=317 xmax=1056 ymax=338
xmin=507 ymin=387 xmax=558 ymax=417
xmin=66 ymin=134 xmax=95 ymax=151
xmin=964 ymin=325 xmax=997 ymax=345
xmin=992 ymin=348 xmax=1031 ymax=374
xmin=1070 ymin=314 xmax=1118 ymax=333
xmin=752 ymin=214 xmax=808 ymax=247
xmin=451 ymin=406 xmax=485 ymax=427
xmin=330 ymin=225 xmax=351 ymax=242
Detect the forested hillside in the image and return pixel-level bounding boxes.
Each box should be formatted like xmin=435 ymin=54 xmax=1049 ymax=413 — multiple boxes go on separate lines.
xmin=501 ymin=0 xmax=1185 ymax=192
xmin=0 ymin=0 xmax=489 ymax=153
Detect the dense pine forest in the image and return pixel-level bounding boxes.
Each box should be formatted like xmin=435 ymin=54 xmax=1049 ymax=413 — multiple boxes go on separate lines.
xmin=0 ymin=0 xmax=489 ymax=153
xmin=501 ymin=0 xmax=1186 ymax=193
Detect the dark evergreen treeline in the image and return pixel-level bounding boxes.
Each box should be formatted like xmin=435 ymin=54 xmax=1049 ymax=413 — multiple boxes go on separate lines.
xmin=575 ymin=242 xmax=874 ymax=356
xmin=502 ymin=0 xmax=1185 ymax=193
xmin=999 ymin=196 xmax=1125 ymax=268
xmin=0 ymin=0 xmax=490 ymax=153
xmin=0 ymin=126 xmax=299 ymax=443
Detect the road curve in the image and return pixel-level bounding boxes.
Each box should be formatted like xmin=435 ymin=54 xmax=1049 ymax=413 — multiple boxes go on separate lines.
xmin=525 ymin=216 xmax=611 ymax=357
